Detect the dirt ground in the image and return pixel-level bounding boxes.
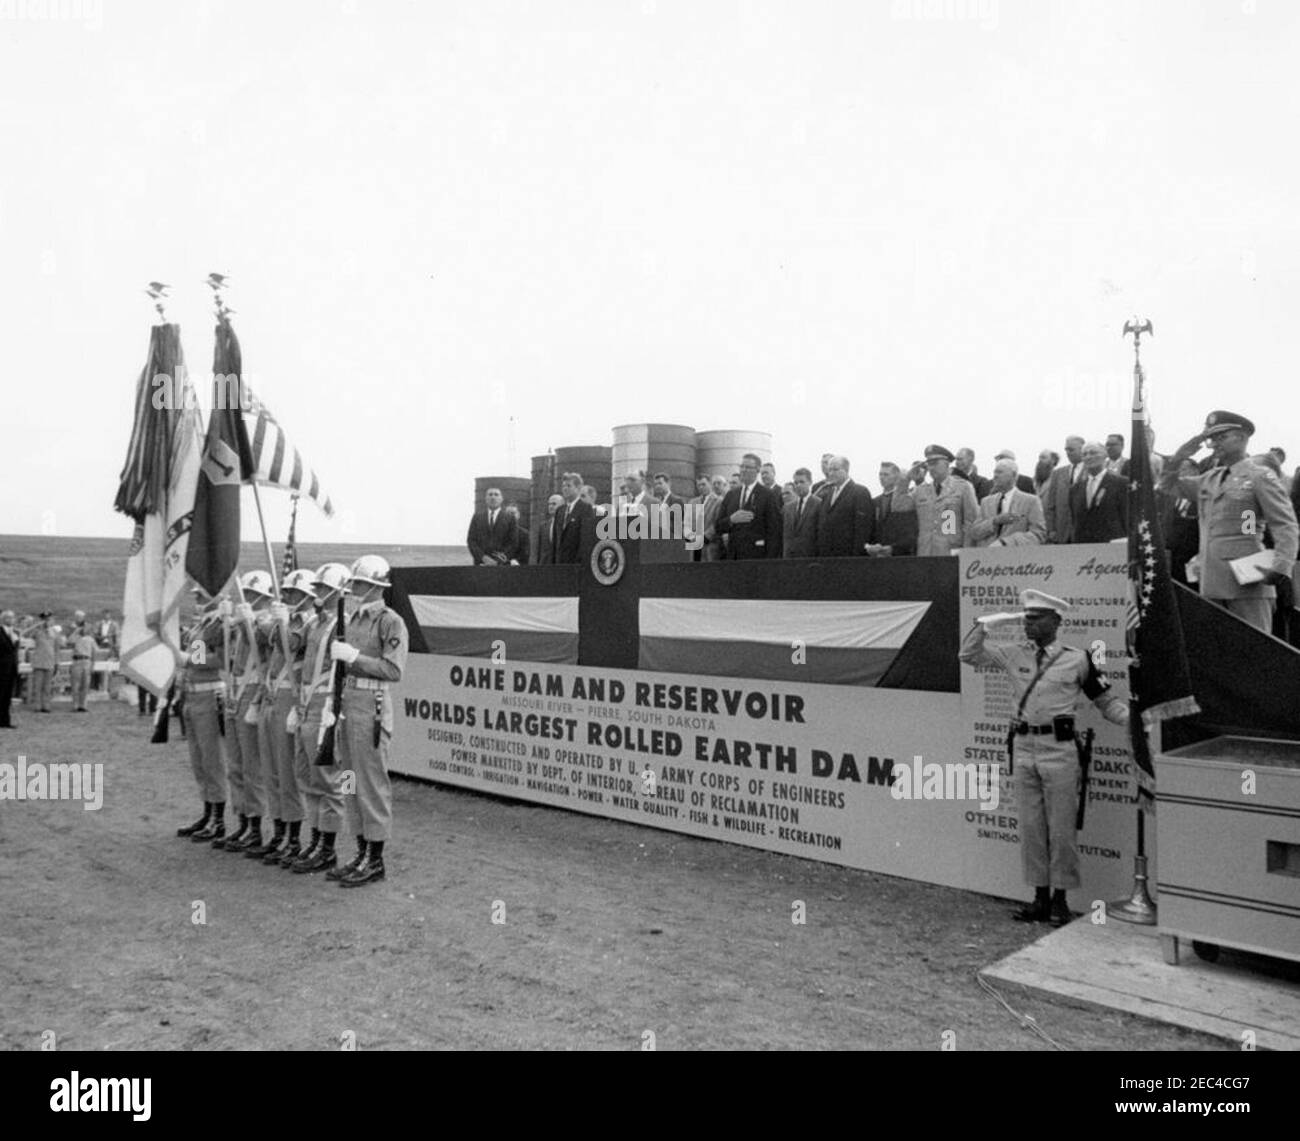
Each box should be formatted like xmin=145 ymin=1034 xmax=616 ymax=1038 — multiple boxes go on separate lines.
xmin=1 ymin=695 xmax=1229 ymax=1051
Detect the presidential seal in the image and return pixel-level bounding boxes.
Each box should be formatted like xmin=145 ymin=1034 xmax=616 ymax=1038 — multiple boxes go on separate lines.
xmin=590 ymin=538 xmax=626 ymax=585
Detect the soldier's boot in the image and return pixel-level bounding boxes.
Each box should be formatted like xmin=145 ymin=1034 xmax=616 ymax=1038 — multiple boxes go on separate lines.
xmin=326 ymin=837 xmax=366 ymax=881
xmin=177 ymin=803 xmax=211 ymax=838
xmin=1049 ymin=890 xmax=1073 ymax=929
xmin=245 ymin=818 xmax=283 ymax=859
xmin=268 ymin=822 xmax=301 ymax=865
xmin=192 ymin=803 xmax=226 ymax=842
xmin=214 ymin=813 xmax=247 ymax=850
xmin=338 ymin=841 xmax=385 ymax=888
xmin=286 ymin=828 xmax=320 ymax=871
xmin=294 ymin=832 xmax=338 ymax=875
xmin=227 ymin=817 xmax=262 ymax=853
xmin=1013 ymin=886 xmax=1051 ymax=923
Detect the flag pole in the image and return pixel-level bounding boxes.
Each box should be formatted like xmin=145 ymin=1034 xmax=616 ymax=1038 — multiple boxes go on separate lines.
xmin=250 ymin=480 xmax=281 ymax=601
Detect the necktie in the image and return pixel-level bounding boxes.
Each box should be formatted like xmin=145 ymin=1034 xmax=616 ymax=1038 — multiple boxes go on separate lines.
xmin=741 ymin=485 xmax=750 ymax=509
xmin=489 ymin=509 xmax=497 ymax=529
xmin=798 ymin=496 xmax=805 ymax=521
xmin=1072 ymin=463 xmax=1082 ymax=484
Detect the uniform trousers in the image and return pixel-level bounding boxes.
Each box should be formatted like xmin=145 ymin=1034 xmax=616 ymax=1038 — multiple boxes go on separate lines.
xmin=337 ymin=686 xmax=393 ymax=843
xmin=1016 ymin=737 xmax=1081 ymax=891
xmin=184 ymin=688 xmax=227 ymax=805
xmin=1208 ymin=596 xmax=1273 ymax=634
xmin=30 ymin=668 xmax=53 ymax=711
xmin=69 ymin=662 xmax=91 ymax=710
xmin=262 ymin=686 xmax=302 ymax=823
xmin=295 ymin=692 xmax=347 ymax=834
xmin=233 ymin=686 xmax=267 ymax=820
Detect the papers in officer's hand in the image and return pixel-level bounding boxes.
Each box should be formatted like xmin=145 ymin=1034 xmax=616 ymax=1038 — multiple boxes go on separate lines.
xmin=1229 ymin=550 xmax=1275 ymax=586
xmin=977 ymin=611 xmax=1024 ymax=626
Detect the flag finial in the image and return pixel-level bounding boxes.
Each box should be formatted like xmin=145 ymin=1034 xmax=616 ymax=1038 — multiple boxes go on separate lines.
xmin=144 ymin=281 xmax=171 ymax=323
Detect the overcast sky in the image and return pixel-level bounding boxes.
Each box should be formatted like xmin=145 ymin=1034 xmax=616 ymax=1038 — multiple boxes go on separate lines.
xmin=2 ymin=0 xmax=1297 ymax=548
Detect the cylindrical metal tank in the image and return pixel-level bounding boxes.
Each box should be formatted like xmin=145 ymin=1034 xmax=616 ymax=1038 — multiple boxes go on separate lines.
xmin=694 ymin=429 xmax=773 ymax=486
xmin=530 ymin=453 xmax=556 ymax=532
xmin=612 ymin=423 xmax=697 ymax=501
xmin=554 ymin=444 xmax=613 ymax=504
xmin=474 ymin=476 xmax=532 ymax=536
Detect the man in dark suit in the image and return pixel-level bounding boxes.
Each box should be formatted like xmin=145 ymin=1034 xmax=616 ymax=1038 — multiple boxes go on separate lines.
xmin=953 ymin=448 xmax=992 ymax=501
xmin=716 ymin=452 xmax=781 ymax=559
xmin=0 ymin=609 xmax=19 ymax=728
xmin=467 ymin=487 xmax=520 ymax=565
xmin=809 ymin=454 xmax=834 ymax=498
xmin=651 ymin=472 xmax=686 ymax=513
xmin=815 ymin=455 xmax=875 ymax=557
xmin=1070 ymin=441 xmax=1128 ymax=542
xmin=554 ymin=471 xmax=596 ymax=565
xmin=866 ymin=462 xmax=917 ymax=556
xmin=782 ymin=467 xmax=823 ymax=558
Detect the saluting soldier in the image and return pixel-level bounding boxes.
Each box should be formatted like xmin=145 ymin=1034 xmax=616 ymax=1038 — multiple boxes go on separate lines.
xmin=256 ymin=569 xmax=317 ymax=866
xmin=892 ymin=445 xmax=980 ymax=557
xmin=326 ymin=555 xmax=409 ymax=888
xmin=959 ymin=590 xmax=1130 ymax=928
xmin=286 ymin=563 xmax=352 ymax=875
xmin=29 ymin=612 xmax=59 ymax=713
xmin=177 ymin=586 xmax=229 ymax=843
xmin=219 ymin=570 xmax=275 ymax=854
xmin=1162 ymin=410 xmax=1298 ymax=634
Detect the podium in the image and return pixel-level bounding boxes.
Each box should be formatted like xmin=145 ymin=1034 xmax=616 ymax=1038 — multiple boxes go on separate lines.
xmin=1155 ymin=735 xmax=1300 ymax=965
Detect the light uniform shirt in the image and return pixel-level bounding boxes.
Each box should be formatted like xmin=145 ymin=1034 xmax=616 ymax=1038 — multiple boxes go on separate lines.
xmin=895 ymin=477 xmax=979 ymax=557
xmin=31 ymin=627 xmax=59 ymax=670
xmin=345 ymin=601 xmax=409 ymax=684
xmin=958 ymin=628 xmax=1127 ymax=728
xmin=182 ymin=613 xmax=225 ymax=685
xmin=299 ymin=609 xmax=338 ymax=709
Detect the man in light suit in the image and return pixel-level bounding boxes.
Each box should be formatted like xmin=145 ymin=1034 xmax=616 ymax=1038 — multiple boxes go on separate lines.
xmin=1070 ymin=442 xmax=1128 ymax=543
xmin=815 ymin=455 xmax=874 ymax=557
xmin=554 ymin=472 xmax=596 ymax=565
xmin=893 ymin=445 xmax=979 ymax=557
xmin=1104 ymin=434 xmax=1130 ymax=478
xmin=689 ymin=476 xmax=718 ymax=562
xmin=783 ymin=467 xmax=823 ymax=558
xmin=967 ymin=460 xmax=1047 ymax=547
xmin=700 ymin=475 xmax=727 ymax=561
xmin=1162 ymin=410 xmax=1298 ymax=633
xmin=1043 ymin=436 xmax=1085 ymax=543
xmin=716 ymin=453 xmax=781 ymax=559
xmin=533 ymin=494 xmax=564 ymax=566
xmin=467 ymin=487 xmax=520 ymax=566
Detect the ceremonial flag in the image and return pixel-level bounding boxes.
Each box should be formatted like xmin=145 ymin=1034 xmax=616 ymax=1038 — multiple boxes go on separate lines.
xmin=1126 ymin=359 xmax=1200 ymax=804
xmin=282 ymin=495 xmax=300 ymax=579
xmin=246 ymin=387 xmax=335 ymax=518
xmin=186 ymin=317 xmax=255 ymax=597
xmin=115 ymin=324 xmax=202 ymax=696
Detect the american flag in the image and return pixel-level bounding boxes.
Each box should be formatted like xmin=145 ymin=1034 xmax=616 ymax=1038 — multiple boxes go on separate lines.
xmin=244 ymin=386 xmax=335 ymax=518
xmin=1126 ymin=353 xmax=1199 ymax=803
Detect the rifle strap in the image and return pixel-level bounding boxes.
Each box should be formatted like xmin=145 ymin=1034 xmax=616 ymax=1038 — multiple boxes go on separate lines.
xmin=302 ymin=615 xmax=336 ymax=705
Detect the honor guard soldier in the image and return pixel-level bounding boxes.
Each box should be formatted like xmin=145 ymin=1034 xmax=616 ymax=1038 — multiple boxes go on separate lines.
xmin=256 ymin=569 xmax=316 ymax=865
xmin=29 ymin=613 xmax=59 ymax=713
xmin=219 ymin=571 xmax=275 ymax=854
xmin=67 ymin=616 xmax=97 ymax=713
xmin=326 ymin=555 xmax=409 ymax=887
xmin=1163 ymin=410 xmax=1299 ymax=633
xmin=959 ymin=590 xmax=1129 ymax=927
xmin=287 ymin=563 xmax=352 ymax=875
xmin=177 ymin=587 xmax=229 ymax=842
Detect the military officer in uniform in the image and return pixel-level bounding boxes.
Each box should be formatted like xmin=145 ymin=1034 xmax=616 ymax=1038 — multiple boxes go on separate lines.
xmin=892 ymin=445 xmax=980 ymax=557
xmin=325 ymin=555 xmax=409 ymax=887
xmin=1162 ymin=410 xmax=1298 ymax=634
xmin=67 ymin=617 xmax=97 ymax=712
xmin=959 ymin=590 xmax=1129 ymax=927
xmin=177 ymin=587 xmax=229 ymax=842
xmin=256 ymin=569 xmax=317 ymax=865
xmin=28 ymin=613 xmax=59 ymax=713
xmin=219 ymin=570 xmax=275 ymax=854
xmin=287 ymin=562 xmax=353 ymax=875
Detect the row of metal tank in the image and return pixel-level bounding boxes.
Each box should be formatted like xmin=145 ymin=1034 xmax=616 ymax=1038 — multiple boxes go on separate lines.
xmin=473 ymin=425 xmax=773 ymax=536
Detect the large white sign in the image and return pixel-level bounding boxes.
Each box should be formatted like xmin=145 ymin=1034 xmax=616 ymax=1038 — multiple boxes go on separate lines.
xmin=392 ymin=646 xmax=1137 ymax=902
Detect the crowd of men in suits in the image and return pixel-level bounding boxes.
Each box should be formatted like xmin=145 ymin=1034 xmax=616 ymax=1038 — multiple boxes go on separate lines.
xmin=465 ymin=418 xmax=1300 ymax=640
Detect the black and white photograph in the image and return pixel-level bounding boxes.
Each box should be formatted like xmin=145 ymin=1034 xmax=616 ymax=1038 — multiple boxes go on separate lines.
xmin=1 ymin=0 xmax=1297 ymax=1112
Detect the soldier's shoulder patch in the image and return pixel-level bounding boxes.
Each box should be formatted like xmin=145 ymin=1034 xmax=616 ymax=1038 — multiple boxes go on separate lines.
xmin=387 ymin=635 xmax=402 ymax=649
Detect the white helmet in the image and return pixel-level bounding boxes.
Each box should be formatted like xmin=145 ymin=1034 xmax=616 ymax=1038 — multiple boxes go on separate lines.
xmin=313 ymin=562 xmax=352 ymax=594
xmin=240 ymin=569 xmax=275 ymax=599
xmin=349 ymin=554 xmax=391 ymax=589
xmin=282 ymin=568 xmax=318 ymax=598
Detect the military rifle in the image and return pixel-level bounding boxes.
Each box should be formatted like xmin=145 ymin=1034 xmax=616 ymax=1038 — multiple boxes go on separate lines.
xmin=315 ymin=595 xmax=347 ymax=766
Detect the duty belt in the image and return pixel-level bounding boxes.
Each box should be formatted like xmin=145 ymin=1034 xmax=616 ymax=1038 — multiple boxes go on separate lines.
xmin=1013 ymin=721 xmax=1056 ymax=736
xmin=187 ymin=680 xmax=226 ymax=693
xmin=346 ymin=677 xmax=387 ymax=691
xmin=73 ymin=655 xmax=92 ymax=661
